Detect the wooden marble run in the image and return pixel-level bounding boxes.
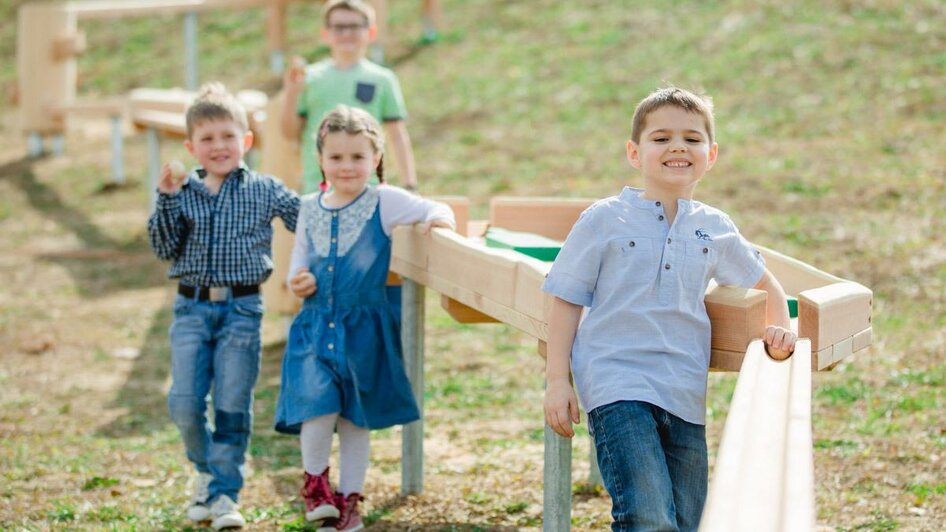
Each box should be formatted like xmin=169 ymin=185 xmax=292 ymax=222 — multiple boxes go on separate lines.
xmin=390 ymin=197 xmax=872 ymax=372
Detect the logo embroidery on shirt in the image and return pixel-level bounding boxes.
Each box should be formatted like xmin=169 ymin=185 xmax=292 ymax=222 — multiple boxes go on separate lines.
xmin=695 ymin=229 xmax=713 ymax=241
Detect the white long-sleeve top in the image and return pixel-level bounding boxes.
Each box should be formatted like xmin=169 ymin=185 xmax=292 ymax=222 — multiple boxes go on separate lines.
xmin=288 ymin=184 xmax=455 ymax=283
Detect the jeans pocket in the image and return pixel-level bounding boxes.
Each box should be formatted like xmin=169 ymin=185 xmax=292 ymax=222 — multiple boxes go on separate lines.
xmin=173 ymin=294 xmax=194 ymax=316
xmin=232 ymin=295 xmax=264 ymax=318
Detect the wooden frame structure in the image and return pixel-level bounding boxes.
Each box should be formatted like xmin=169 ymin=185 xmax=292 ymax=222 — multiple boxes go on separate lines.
xmin=389 ymin=197 xmax=871 ymax=531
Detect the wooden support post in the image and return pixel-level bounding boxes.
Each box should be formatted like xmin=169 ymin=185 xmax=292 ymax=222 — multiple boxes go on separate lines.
xmin=543 ymin=424 xmax=572 ymax=531
xmin=110 ymin=115 xmax=124 ymax=184
xmin=401 ymin=278 xmax=425 ymax=495
xmin=266 ymin=0 xmax=287 ymax=73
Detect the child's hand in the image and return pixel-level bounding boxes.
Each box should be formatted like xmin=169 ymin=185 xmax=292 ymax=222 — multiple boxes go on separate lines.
xmin=422 ymin=218 xmax=452 ymax=235
xmin=289 ymin=267 xmax=317 ymax=298
xmin=157 ymin=160 xmax=187 ymax=194
xmin=764 ymin=325 xmax=797 ymax=360
xmin=544 ymin=379 xmax=580 ymax=438
xmin=283 ymin=56 xmax=306 ymax=95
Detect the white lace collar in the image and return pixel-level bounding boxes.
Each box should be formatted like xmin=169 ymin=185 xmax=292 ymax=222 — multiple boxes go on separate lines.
xmin=301 ymin=187 xmax=380 ymax=257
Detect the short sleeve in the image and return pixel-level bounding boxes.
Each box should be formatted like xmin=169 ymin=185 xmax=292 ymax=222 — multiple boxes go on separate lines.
xmin=542 ymin=208 xmax=602 ymax=307
xmin=713 ymin=216 xmax=766 ymax=288
xmin=380 ymin=73 xmax=407 ymax=122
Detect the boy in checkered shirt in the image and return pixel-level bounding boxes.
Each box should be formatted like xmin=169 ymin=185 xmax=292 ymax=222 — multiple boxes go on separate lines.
xmin=147 ymin=82 xmax=300 ymax=530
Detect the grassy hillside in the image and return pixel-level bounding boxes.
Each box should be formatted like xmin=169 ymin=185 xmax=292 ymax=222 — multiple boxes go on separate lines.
xmin=1 ymin=0 xmax=944 ymax=530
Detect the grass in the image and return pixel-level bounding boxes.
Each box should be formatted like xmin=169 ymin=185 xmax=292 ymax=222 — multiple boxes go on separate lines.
xmin=1 ymin=0 xmax=945 ymax=529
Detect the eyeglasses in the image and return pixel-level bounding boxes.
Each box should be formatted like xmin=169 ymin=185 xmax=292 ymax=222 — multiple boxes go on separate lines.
xmin=327 ymin=23 xmax=368 ymax=34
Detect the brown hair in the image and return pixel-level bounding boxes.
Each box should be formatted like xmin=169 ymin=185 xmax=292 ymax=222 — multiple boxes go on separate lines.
xmin=184 ymin=82 xmax=248 ymax=138
xmin=322 ymin=0 xmax=375 ymax=27
xmin=315 ymin=105 xmax=385 ymax=187
xmin=631 ymin=86 xmax=715 ymax=144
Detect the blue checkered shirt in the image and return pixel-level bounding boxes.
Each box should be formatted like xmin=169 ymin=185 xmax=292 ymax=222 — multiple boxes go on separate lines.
xmin=148 ymin=165 xmax=300 ymax=287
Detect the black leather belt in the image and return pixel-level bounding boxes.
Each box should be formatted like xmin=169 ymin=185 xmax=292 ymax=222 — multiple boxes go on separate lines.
xmin=178 ymin=284 xmax=259 ymax=302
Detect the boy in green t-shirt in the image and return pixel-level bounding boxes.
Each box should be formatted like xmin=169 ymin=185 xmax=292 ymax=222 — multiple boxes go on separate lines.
xmin=281 ymin=0 xmax=418 ymax=194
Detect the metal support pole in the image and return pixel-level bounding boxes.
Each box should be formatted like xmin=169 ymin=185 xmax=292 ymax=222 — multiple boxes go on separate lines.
xmin=50 ymin=134 xmax=65 ymax=156
xmin=401 ymin=278 xmax=425 ymax=495
xmin=587 ymin=433 xmax=602 ymax=486
xmin=147 ymin=128 xmax=161 ymax=212
xmin=27 ymin=133 xmax=44 ymax=158
xmin=270 ymin=50 xmax=285 ymax=75
xmin=543 ymin=423 xmax=572 ymax=531
xmin=183 ymin=12 xmax=198 ymax=90
xmin=110 ymin=115 xmax=124 ymax=184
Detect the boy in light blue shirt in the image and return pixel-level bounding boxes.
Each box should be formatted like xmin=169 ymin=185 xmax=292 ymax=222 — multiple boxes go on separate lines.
xmin=542 ymin=86 xmax=796 ymax=532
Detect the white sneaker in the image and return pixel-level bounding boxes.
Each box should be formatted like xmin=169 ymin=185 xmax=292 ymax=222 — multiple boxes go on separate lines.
xmin=210 ymin=494 xmax=246 ymax=530
xmin=187 ymin=472 xmax=214 ymax=521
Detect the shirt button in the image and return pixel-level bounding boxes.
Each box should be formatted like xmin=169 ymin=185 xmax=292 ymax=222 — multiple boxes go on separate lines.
xmin=658 ymin=215 xmax=665 ymax=221
xmin=665 ymin=263 xmax=671 ymax=270
xmin=628 ymin=241 xmax=635 ymax=247
xmin=703 ymin=248 xmax=709 ymax=254
xmin=329 ymin=322 xmax=335 ymax=328
xmin=656 ymin=201 xmax=661 ymax=206
xmin=327 ymin=266 xmax=334 ymax=272
xmin=667 ymin=238 xmax=672 ymax=244
xmin=328 ymin=343 xmax=334 ymax=350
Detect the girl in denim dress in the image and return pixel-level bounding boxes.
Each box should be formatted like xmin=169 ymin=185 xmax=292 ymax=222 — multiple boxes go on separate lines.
xmin=275 ymin=105 xmax=454 ymax=531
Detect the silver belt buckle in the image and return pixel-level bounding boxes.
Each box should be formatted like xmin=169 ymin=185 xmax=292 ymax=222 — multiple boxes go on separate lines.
xmin=209 ymin=287 xmax=228 ymax=302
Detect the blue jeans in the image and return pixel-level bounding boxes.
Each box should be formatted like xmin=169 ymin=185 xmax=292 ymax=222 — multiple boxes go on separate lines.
xmin=588 ymin=400 xmax=707 ymax=532
xmin=167 ymin=292 xmax=263 ymax=502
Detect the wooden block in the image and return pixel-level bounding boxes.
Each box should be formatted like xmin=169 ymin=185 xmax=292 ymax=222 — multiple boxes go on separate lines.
xmin=467 ymin=220 xmax=489 ymax=238
xmin=705 ymin=285 xmax=768 ymax=354
xmin=52 ymin=31 xmax=87 ymax=60
xmin=798 ymin=281 xmax=872 ymax=352
xmin=489 ymin=197 xmax=594 ymax=241
xmin=440 ymin=295 xmax=498 ymax=323
xmin=429 ymin=195 xmax=469 ymax=237
xmin=812 ymin=344 xmax=833 ymax=371
xmin=815 ymin=335 xmax=853 ymax=371
xmin=391 ymin=224 xmax=430 ymax=272
xmin=709 ymin=349 xmax=748 ymax=372
xmin=130 ymin=109 xmax=187 ymax=137
xmin=58 ymin=97 xmax=127 ymax=115
xmin=485 ymin=227 xmax=562 ymax=261
xmin=852 ymin=327 xmax=872 ymax=352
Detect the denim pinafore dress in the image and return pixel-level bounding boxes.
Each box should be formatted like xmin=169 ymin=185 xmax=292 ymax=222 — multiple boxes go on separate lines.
xmin=275 ymin=187 xmax=420 ymax=433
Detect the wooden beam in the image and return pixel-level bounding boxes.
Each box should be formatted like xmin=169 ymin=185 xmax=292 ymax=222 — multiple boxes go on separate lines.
xmin=489 ymin=196 xmax=594 ymax=241
xmin=700 ymin=339 xmax=813 ymax=531
xmin=440 ymin=295 xmax=498 ymax=323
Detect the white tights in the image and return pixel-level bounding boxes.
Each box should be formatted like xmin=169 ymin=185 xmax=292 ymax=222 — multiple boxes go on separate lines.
xmin=300 ymin=413 xmax=370 ymax=496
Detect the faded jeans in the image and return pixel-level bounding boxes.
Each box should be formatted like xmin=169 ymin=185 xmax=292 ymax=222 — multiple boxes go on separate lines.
xmin=167 ymin=292 xmax=262 ymax=502
xmin=588 ymin=400 xmax=708 ymax=532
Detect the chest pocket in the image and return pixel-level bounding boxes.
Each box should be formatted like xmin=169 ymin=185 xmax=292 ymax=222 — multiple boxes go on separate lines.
xmin=606 ymin=237 xmax=659 ymax=284
xmin=355 ymin=82 xmax=376 ymax=104
xmin=683 ymin=241 xmax=715 ymax=291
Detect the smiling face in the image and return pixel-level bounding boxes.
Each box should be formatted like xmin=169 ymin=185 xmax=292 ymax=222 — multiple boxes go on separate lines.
xmin=184 ymin=118 xmax=253 ymax=181
xmin=319 ymin=131 xmax=381 ymax=201
xmin=626 ymin=105 xmax=718 ymax=198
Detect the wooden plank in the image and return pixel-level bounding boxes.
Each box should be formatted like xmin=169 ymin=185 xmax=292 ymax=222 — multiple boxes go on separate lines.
xmin=440 ymin=295 xmax=498 ymax=323
xmin=705 ymin=285 xmax=768 ymax=353
xmin=815 ymin=335 xmax=853 ymax=371
xmin=426 ymin=227 xmax=520 ymax=308
xmin=798 ymin=281 xmax=872 ymax=352
xmin=513 ymin=257 xmax=552 ymax=323
xmin=701 ymin=339 xmax=813 ymax=531
xmin=17 ymin=3 xmax=76 ymax=134
xmin=709 ymin=348 xmax=748 ymax=372
xmin=755 ymin=244 xmax=841 ymax=296
xmin=130 ymin=109 xmax=187 ymax=137
xmin=71 ymin=0 xmax=275 ymax=19
xmin=489 ymin=196 xmax=594 ymax=241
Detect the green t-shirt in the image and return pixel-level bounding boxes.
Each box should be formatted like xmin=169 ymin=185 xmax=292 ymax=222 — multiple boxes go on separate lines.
xmin=297 ymin=59 xmax=408 ymax=193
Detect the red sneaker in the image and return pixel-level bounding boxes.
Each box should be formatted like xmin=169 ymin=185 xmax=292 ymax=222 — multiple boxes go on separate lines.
xmin=318 ymin=492 xmax=364 ymax=531
xmin=301 ymin=467 xmax=340 ymax=523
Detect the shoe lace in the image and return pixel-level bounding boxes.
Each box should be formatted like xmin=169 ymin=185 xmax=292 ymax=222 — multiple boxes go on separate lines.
xmin=302 ymin=471 xmax=334 ymax=507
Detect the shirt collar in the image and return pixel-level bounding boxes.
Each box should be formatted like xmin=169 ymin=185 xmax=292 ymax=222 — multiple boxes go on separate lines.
xmin=194 ymin=162 xmax=250 ymax=181
xmin=619 ymin=186 xmax=695 ymax=212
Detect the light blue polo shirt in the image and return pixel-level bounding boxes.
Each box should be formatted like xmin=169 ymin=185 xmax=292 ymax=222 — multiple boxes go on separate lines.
xmin=542 ymin=187 xmax=766 ymax=425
